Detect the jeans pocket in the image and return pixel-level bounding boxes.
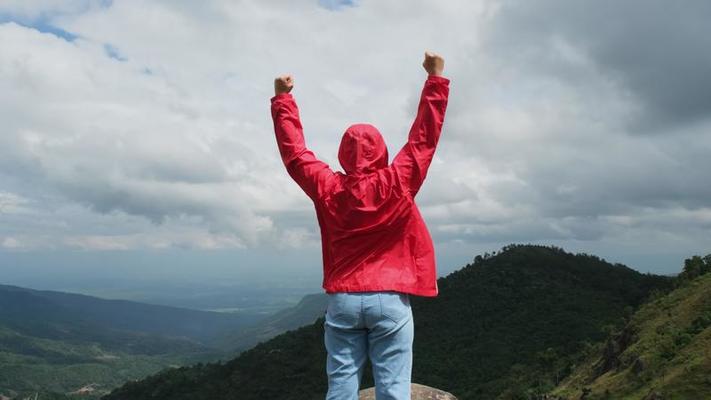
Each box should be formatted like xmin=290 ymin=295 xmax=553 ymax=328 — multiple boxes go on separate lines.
xmin=326 ymin=293 xmax=358 ymax=326
xmin=379 ymin=291 xmax=410 ymax=323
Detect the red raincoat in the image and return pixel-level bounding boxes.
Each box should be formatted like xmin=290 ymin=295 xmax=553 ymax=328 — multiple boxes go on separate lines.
xmin=271 ymin=75 xmax=450 ymax=297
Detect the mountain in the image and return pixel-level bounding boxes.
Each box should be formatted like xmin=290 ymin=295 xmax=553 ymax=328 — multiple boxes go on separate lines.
xmin=0 ymin=284 xmax=265 ymax=346
xmin=550 ymin=260 xmax=711 ymax=399
xmin=101 ymin=244 xmax=675 ymax=400
xmin=212 ymin=292 xmax=328 ymax=355
xmin=0 ymin=284 xmax=267 ymax=399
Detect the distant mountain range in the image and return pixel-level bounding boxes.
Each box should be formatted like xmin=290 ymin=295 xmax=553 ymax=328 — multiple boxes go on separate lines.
xmin=102 ymin=244 xmax=701 ymax=400
xmin=0 ymin=279 xmax=331 ymax=399
xmin=0 ymin=283 xmax=264 ymax=346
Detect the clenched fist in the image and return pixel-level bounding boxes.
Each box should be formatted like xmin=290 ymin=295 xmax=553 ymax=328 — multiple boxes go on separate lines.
xmin=422 ymin=51 xmax=444 ymax=76
xmin=274 ymin=74 xmax=294 ymax=96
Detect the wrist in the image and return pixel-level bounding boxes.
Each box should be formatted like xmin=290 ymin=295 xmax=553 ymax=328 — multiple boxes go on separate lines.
xmin=270 ymin=92 xmax=292 ymax=102
xmin=426 ymin=74 xmax=449 ymax=84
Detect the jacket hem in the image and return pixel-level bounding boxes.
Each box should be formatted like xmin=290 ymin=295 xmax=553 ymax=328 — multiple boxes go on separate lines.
xmin=323 ymin=283 xmax=438 ymax=297
xmin=426 ymin=75 xmax=450 ymax=85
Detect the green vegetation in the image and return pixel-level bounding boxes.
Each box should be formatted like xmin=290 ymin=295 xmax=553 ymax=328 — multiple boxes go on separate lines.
xmin=677 ymin=254 xmax=711 ymax=282
xmin=551 ymin=254 xmax=711 ymax=399
xmin=0 ymin=285 xmax=257 ymax=399
xmin=0 ymin=323 xmax=222 ymax=399
xmin=102 ymin=244 xmax=675 ymax=400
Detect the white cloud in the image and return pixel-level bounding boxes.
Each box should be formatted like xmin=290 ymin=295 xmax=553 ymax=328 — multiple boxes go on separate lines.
xmin=0 ymin=0 xmax=709 ymax=271
xmin=0 ymin=191 xmax=30 ymax=214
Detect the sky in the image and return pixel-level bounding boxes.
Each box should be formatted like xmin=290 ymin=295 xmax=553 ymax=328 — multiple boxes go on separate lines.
xmin=1 ymin=0 xmax=710 ymax=292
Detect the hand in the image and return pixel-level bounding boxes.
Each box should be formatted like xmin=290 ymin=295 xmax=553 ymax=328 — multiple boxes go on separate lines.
xmin=422 ymin=51 xmax=444 ymax=76
xmin=274 ymin=74 xmax=294 ymax=96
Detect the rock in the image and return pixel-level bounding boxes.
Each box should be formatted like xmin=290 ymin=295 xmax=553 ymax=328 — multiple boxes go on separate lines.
xmin=580 ymin=387 xmax=592 ymax=399
xmin=643 ymin=390 xmax=664 ymax=400
xmin=358 ymin=383 xmax=457 ymax=399
xmin=593 ymin=323 xmax=637 ymax=377
xmin=632 ymin=356 xmax=646 ymax=374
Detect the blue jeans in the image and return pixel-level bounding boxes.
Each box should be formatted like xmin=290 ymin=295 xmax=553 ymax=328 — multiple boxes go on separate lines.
xmin=324 ymin=291 xmax=413 ymax=400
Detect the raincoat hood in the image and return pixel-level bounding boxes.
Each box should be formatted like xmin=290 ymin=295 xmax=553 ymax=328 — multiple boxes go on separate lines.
xmin=338 ymin=123 xmax=389 ymax=175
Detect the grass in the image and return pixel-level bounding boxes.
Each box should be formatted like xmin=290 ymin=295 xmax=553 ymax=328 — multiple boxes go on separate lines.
xmin=551 ymin=273 xmax=711 ymax=399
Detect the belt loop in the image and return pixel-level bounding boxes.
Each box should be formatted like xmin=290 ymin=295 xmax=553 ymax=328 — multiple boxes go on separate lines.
xmin=360 ymin=292 xmax=365 ymax=326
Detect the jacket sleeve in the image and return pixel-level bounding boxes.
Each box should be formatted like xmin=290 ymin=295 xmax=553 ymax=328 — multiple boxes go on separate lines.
xmin=271 ymin=92 xmax=335 ymax=201
xmin=391 ymin=75 xmax=450 ymax=197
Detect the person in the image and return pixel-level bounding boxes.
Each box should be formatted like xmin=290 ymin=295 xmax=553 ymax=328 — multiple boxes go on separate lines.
xmin=270 ymin=51 xmax=450 ymax=400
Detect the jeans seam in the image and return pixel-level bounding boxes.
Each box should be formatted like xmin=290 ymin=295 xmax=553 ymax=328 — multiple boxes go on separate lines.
xmin=361 ymin=294 xmax=364 ymax=326
xmin=380 ymin=292 xmax=409 ymax=324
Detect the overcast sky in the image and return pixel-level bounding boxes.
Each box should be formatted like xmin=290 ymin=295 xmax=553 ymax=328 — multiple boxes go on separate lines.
xmin=1 ymin=0 xmax=710 ymax=290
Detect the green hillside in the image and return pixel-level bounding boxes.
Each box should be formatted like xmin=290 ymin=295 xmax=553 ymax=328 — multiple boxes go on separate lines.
xmin=550 ymin=257 xmax=711 ymax=399
xmin=102 ymin=244 xmax=674 ymax=400
xmin=0 ymin=284 xmax=266 ymax=399
xmin=0 ymin=321 xmax=227 ymax=399
xmin=212 ymin=292 xmax=328 ymax=356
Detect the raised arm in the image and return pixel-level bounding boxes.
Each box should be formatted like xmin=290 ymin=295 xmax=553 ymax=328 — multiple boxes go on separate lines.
xmin=391 ymin=52 xmax=450 ymax=197
xmin=271 ymin=74 xmax=334 ymax=201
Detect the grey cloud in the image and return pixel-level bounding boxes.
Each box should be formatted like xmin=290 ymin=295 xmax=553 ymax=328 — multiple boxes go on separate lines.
xmin=518 ymin=133 xmax=711 ymax=219
xmin=424 ymin=0 xmax=711 ymax=242
xmin=483 ymin=0 xmax=711 ymax=130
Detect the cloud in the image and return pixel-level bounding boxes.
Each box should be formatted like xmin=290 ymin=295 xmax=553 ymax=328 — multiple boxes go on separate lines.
xmin=318 ymin=0 xmax=359 ymax=11
xmin=0 ymin=0 xmax=113 ymax=41
xmin=481 ymin=0 xmax=711 ymax=131
xmin=0 ymin=0 xmax=709 ymax=271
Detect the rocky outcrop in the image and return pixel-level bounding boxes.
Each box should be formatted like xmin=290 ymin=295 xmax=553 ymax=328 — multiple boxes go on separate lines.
xmin=592 ymin=322 xmax=637 ymax=376
xmin=358 ymin=383 xmax=457 ymax=399
xmin=642 ymin=391 xmax=664 ymax=400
